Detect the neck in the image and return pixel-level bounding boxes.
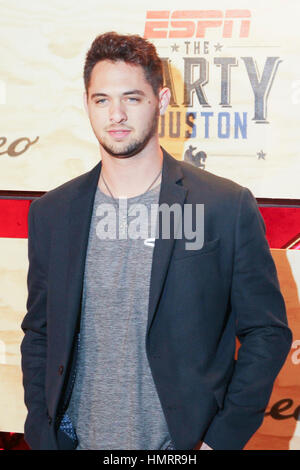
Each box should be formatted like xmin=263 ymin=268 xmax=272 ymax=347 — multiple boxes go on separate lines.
xmin=98 ymin=138 xmax=163 ymax=198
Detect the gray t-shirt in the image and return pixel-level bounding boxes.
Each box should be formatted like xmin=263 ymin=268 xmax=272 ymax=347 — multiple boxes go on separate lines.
xmin=66 ymin=182 xmax=175 ymax=450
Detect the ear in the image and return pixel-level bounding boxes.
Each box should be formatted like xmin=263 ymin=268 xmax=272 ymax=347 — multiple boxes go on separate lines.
xmin=158 ymin=87 xmax=171 ymax=115
xmin=83 ymin=91 xmax=89 ymax=115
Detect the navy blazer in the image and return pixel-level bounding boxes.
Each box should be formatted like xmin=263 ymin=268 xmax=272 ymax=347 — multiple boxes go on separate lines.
xmin=20 ymin=147 xmax=292 ymax=450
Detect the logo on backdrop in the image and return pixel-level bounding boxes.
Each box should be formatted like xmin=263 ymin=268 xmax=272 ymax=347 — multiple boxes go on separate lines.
xmin=184 ymin=145 xmax=207 ymax=169
xmin=144 ymin=10 xmax=251 ymax=39
xmin=144 ymin=9 xmax=282 ymax=164
xmin=0 ymin=136 xmax=39 ymax=157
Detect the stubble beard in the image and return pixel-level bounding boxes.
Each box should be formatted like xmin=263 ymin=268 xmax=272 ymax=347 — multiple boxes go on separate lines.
xmin=99 ymin=106 xmax=160 ymax=158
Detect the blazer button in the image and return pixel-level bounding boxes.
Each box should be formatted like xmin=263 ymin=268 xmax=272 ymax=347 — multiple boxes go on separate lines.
xmin=58 ymin=365 xmax=64 ymax=375
xmin=47 ymin=413 xmax=52 ymax=425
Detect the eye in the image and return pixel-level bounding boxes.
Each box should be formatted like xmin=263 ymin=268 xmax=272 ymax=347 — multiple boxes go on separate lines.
xmin=95 ymin=99 xmax=107 ymax=104
xmin=126 ymin=97 xmax=140 ymax=103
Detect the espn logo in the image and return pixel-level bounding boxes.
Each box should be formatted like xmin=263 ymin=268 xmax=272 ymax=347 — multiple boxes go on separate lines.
xmin=144 ymin=10 xmax=251 ymax=39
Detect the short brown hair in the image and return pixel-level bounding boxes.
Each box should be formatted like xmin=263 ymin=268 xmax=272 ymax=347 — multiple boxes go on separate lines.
xmin=84 ymin=32 xmax=163 ymax=96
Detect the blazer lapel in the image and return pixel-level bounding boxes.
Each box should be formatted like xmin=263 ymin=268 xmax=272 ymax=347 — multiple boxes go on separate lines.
xmin=146 ymin=149 xmax=187 ymax=336
xmin=64 ymin=160 xmax=102 ymax=346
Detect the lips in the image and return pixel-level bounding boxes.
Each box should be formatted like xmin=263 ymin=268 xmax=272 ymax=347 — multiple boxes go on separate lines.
xmin=108 ymin=130 xmax=131 ymax=139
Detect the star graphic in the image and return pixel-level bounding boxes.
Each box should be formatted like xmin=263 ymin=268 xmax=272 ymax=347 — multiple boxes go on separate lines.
xmin=171 ymin=43 xmax=180 ymax=52
xmin=214 ymin=43 xmax=223 ymax=52
xmin=257 ymin=150 xmax=266 ymax=160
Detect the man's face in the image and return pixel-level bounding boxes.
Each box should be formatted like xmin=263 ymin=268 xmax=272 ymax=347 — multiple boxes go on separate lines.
xmin=84 ymin=60 xmax=168 ymax=158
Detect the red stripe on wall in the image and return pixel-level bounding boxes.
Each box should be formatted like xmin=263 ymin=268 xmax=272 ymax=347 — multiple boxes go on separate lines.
xmin=0 ymin=199 xmax=32 ymax=238
xmin=0 ymin=199 xmax=300 ymax=249
xmin=259 ymin=207 xmax=300 ymax=249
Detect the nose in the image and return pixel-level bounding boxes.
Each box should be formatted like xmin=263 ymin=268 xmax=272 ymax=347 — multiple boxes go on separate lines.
xmin=109 ymin=100 xmax=127 ymax=124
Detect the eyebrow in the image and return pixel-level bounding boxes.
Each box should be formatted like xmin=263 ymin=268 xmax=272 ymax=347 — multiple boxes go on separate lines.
xmin=90 ymin=90 xmax=146 ymax=99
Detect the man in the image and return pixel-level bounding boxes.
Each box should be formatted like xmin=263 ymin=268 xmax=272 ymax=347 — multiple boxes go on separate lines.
xmin=20 ymin=32 xmax=292 ymax=450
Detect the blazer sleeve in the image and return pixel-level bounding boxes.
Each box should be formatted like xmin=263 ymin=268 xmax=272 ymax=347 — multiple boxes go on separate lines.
xmin=203 ymin=187 xmax=293 ymax=450
xmin=20 ymin=200 xmax=49 ymax=449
